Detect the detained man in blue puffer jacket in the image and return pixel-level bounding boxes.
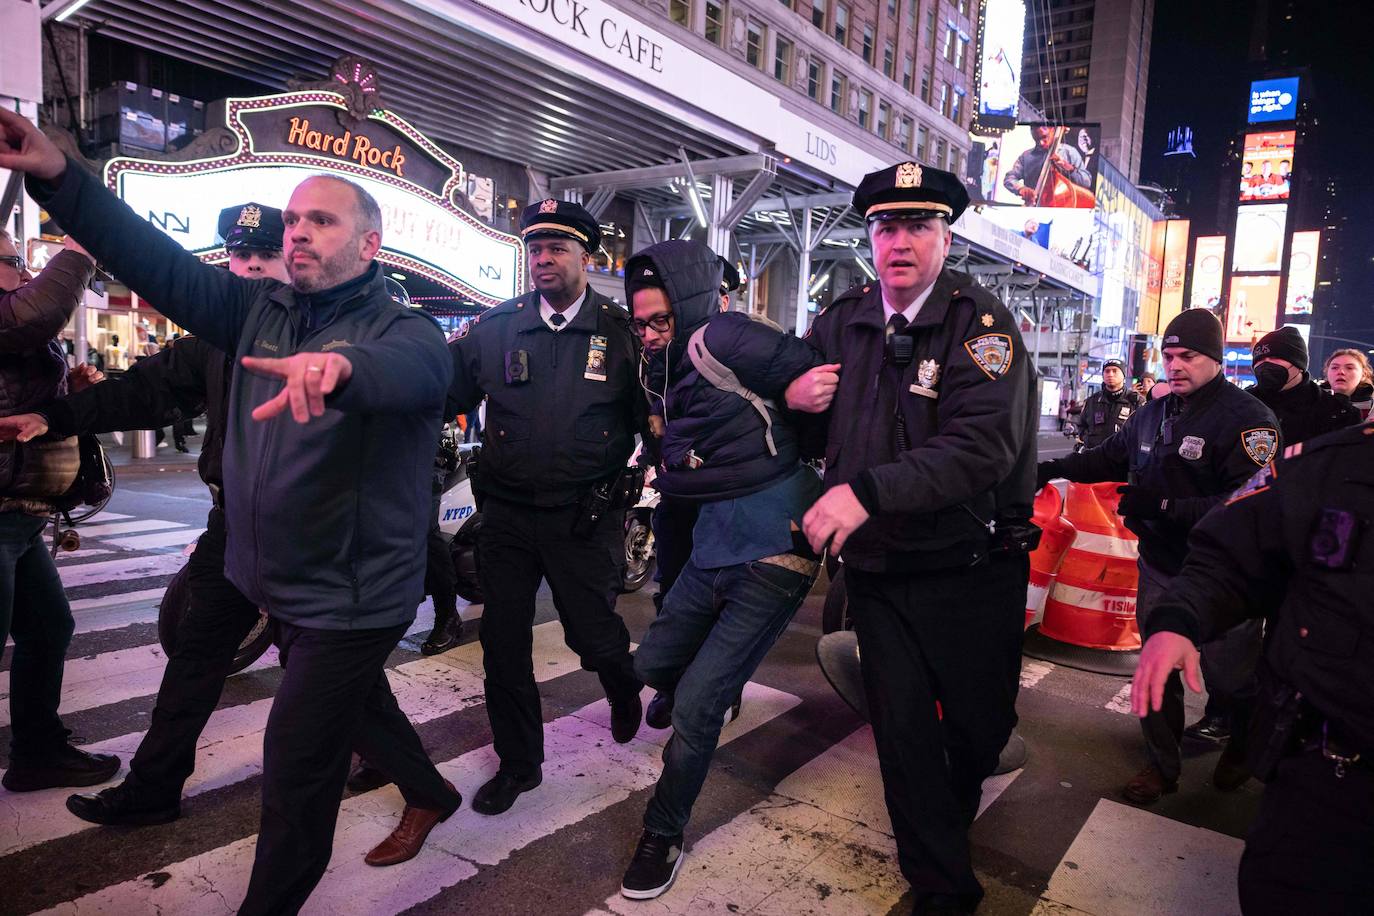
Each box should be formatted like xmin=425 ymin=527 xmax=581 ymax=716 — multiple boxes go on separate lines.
xmin=618 ymin=240 xmax=838 ymax=900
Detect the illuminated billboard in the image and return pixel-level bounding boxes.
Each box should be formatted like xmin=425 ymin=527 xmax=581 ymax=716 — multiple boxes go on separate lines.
xmin=992 ymin=124 xmax=1101 ymax=208
xmin=976 ymin=0 xmax=1026 ymax=128
xmin=1190 ymin=236 xmax=1227 ymax=310
xmin=979 ymin=206 xmax=1096 ymax=268
xmin=1158 ymin=220 xmax=1191 ymax=332
xmin=1248 ymin=77 xmax=1299 ymax=123
xmin=1240 ymin=131 xmax=1294 ymax=202
xmin=1232 ymin=204 xmax=1288 ymax=272
xmin=1226 ymin=275 xmax=1281 ymax=341
xmin=1285 ymin=230 xmax=1321 ymax=316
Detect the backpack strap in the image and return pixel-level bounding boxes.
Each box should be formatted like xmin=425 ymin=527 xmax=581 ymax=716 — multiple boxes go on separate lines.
xmin=685 ymin=324 xmax=778 ymax=457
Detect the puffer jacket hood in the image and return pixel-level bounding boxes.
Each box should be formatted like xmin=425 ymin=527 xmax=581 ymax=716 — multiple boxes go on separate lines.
xmin=624 ymin=240 xmax=723 ymax=337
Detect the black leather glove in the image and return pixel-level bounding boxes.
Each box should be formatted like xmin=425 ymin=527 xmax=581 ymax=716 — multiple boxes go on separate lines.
xmin=1116 ymin=484 xmax=1170 ymax=520
xmin=1036 ymin=460 xmax=1063 ymax=492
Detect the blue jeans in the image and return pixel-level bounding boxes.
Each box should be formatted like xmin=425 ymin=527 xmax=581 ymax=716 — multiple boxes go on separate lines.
xmin=0 ymin=511 xmax=76 ymax=758
xmin=635 ymin=557 xmax=815 ymax=837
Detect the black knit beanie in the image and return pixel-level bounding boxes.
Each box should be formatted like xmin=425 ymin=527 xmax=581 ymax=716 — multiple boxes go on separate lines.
xmin=1252 ymin=325 xmax=1308 ymax=372
xmin=1162 ymin=309 xmax=1224 ymax=363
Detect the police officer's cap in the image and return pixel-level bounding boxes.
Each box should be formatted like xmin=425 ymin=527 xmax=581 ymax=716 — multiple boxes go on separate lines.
xmin=216 ymin=203 xmax=284 ymax=252
xmin=1103 ymin=358 xmax=1126 ymax=371
xmin=719 ymin=257 xmax=741 ymax=294
xmin=520 ymin=199 xmax=601 ymax=252
xmin=853 ymin=161 xmax=970 ymax=224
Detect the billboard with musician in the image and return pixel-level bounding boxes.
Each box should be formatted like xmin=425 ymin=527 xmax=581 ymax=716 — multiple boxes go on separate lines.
xmin=1239 ymin=131 xmax=1294 ymax=202
xmin=993 ymin=124 xmax=1101 ymax=208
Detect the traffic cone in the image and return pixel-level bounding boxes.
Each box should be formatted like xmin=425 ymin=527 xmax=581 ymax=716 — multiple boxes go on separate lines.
xmin=1025 ymin=485 xmax=1075 ymax=629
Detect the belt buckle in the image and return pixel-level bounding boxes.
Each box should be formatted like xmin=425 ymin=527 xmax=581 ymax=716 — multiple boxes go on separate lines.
xmin=1321 ymin=721 xmax=1361 ymax=779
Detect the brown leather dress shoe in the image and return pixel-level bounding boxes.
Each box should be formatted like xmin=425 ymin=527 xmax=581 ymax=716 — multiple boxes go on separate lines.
xmin=364 ymin=780 xmax=459 ymax=867
xmin=1121 ymin=765 xmax=1179 ymax=805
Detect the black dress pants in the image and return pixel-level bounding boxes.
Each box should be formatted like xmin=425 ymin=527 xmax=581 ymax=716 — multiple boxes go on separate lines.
xmin=845 ymin=554 xmax=1027 ymax=908
xmin=475 ymin=495 xmax=640 ymax=778
xmin=127 ymin=507 xmax=259 ymax=797
xmin=239 ymin=620 xmax=459 ymax=916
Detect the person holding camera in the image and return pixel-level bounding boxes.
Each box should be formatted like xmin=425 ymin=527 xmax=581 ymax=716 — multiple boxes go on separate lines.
xmin=446 ymin=199 xmax=647 ymax=817
xmin=796 ymin=163 xmax=1038 ymax=915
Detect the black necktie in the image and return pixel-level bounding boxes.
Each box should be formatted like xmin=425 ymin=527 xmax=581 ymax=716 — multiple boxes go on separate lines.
xmin=886 ymin=314 xmax=910 ymax=451
xmin=886 ymin=313 xmax=909 ymax=337
xmin=549 ymin=313 xmax=566 ymax=329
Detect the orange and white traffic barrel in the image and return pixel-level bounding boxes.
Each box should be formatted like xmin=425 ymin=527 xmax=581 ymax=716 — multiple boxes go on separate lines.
xmin=1025 ymin=484 xmax=1075 ymax=630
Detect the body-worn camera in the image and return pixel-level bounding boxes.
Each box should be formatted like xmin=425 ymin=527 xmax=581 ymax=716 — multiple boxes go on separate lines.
xmin=990 ymin=520 xmax=1043 ymax=556
xmin=505 ymin=349 xmax=530 ymax=385
xmin=886 ymin=332 xmax=915 ymax=368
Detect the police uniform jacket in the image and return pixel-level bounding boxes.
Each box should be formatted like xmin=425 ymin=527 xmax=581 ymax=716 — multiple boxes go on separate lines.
xmin=42 ymin=335 xmax=232 ymax=500
xmin=447 ymin=287 xmax=644 ymax=507
xmin=1049 ymin=373 xmax=1279 ymax=576
xmin=802 ymin=269 xmax=1037 ymax=572
xmin=1249 ymin=377 xmax=1360 ymax=446
xmin=1076 ymin=386 xmax=1142 ymax=449
xmin=1145 ymin=425 xmax=1374 ymax=754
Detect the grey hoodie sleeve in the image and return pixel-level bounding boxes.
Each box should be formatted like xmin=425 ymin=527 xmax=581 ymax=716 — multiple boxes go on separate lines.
xmin=328 ymin=312 xmax=453 ymax=414
xmin=0 ymin=250 xmax=94 ymax=354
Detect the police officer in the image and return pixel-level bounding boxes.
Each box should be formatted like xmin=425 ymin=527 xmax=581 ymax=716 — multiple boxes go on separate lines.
xmin=1249 ymin=325 xmax=1360 ymax=446
xmin=1076 ymin=357 xmax=1142 ymax=449
xmin=447 ymin=199 xmax=646 ymax=816
xmin=1038 ymin=309 xmax=1280 ymax=803
xmin=799 ymin=162 xmax=1038 ymax=914
xmin=1132 ymin=425 xmax=1374 ymax=915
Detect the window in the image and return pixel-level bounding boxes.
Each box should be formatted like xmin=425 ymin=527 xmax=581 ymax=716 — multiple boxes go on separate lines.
xmin=746 ymin=20 xmax=767 ymax=68
xmin=862 ymin=23 xmax=875 ymax=63
xmin=807 ymin=58 xmax=823 ymax=100
xmin=935 ymin=137 xmax=947 ymax=169
xmin=883 ymin=42 xmax=895 ymax=78
xmin=1070 ymin=65 xmax=1089 ymax=79
xmin=811 ymin=0 xmax=826 ymax=29
xmin=830 ymin=71 xmax=848 ymax=114
xmin=907 ymin=0 xmax=917 ymax=26
xmin=920 ymin=66 xmax=931 ymax=103
xmin=939 ymin=82 xmax=950 ymax=117
xmin=774 ymin=35 xmax=794 ymax=83
xmin=705 ymin=1 xmax=726 ymax=46
xmin=950 ymin=89 xmax=962 ymax=125
xmin=896 ymin=115 xmax=913 ymax=151
xmin=957 ymin=0 xmax=968 ymax=15
xmin=1069 ymin=84 xmax=1087 ymax=98
xmin=916 ymin=124 xmax=929 ymax=160
xmin=924 ymin=9 xmax=935 ymax=47
xmin=887 ymin=0 xmax=897 ymax=17
xmin=834 ymin=3 xmax=849 ymax=45
xmin=951 ymin=149 xmax=962 ymax=177
xmin=943 ymin=26 xmax=957 ymax=62
xmin=670 ymin=0 xmax=691 ymax=26
xmin=902 ymin=55 xmax=913 ymax=92
xmin=858 ymin=89 xmax=873 ymax=129
xmin=955 ymin=35 xmax=968 ymax=70
xmin=877 ymin=100 xmax=891 ymax=138
xmin=779 ymin=0 xmax=792 ymax=9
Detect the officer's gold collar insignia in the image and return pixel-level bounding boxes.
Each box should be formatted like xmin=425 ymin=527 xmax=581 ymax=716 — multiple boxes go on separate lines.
xmin=237 ymin=205 xmax=262 ymax=229
xmin=895 ymin=162 xmax=922 ymax=189
xmin=980 ymin=312 xmax=995 ymax=328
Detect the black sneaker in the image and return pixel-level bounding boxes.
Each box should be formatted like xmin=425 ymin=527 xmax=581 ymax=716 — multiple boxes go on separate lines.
xmin=471 ymin=770 xmax=542 ymax=816
xmin=420 ymin=616 xmax=464 ymax=656
xmin=2 ymin=744 xmax=120 ymax=793
xmin=645 ymin=691 xmax=674 ymax=730
xmin=66 ymin=779 xmax=180 ymax=826
xmin=621 ymin=830 xmax=686 ymax=900
xmin=1183 ymin=715 xmax=1231 ymax=744
xmin=610 ymin=691 xmax=642 ymax=744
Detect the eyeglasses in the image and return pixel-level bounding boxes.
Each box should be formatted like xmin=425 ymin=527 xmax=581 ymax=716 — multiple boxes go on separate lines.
xmin=631 ymin=314 xmax=673 ymax=336
xmin=0 ymin=256 xmax=26 ymax=272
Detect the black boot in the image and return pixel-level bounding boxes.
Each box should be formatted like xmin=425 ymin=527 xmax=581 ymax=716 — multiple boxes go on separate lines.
xmin=421 ymin=598 xmax=463 ymax=656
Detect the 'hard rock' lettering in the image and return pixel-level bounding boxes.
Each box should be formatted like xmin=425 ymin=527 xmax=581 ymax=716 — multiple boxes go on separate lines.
xmin=286 ymin=117 xmax=408 ymax=178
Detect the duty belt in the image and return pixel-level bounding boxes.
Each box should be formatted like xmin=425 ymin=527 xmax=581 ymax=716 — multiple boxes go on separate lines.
xmin=756 ymin=553 xmax=820 ymax=578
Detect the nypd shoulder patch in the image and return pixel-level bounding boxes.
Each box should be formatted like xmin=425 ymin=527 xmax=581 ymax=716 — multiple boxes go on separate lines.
xmin=1227 ymin=463 xmax=1276 ymax=505
xmin=964 ymin=333 xmax=1014 ymax=380
xmin=1241 ymin=427 xmax=1279 ymax=466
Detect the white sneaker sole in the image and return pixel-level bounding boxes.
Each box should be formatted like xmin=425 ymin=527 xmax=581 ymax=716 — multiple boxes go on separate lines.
xmin=620 ymin=847 xmax=686 ymax=900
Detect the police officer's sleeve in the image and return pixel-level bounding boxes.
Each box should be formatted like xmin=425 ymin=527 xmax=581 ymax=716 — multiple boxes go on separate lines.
xmin=1166 ymin=412 xmax=1281 ymax=530
xmin=25 ymin=158 xmax=257 ymax=353
xmin=711 ymin=312 xmax=821 ymax=400
xmin=41 ymin=335 xmax=213 ymax=437
xmin=853 ymin=299 xmax=1031 ymax=515
xmin=326 ymin=311 xmax=452 ymax=414
xmin=1145 ymin=463 xmax=1289 ymax=644
xmin=1046 ymin=408 xmax=1139 ymax=484
xmin=445 ymin=322 xmax=486 ymax=419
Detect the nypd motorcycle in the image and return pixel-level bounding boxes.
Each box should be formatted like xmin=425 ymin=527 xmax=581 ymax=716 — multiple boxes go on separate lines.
xmin=158 ymin=425 xmax=657 ymax=671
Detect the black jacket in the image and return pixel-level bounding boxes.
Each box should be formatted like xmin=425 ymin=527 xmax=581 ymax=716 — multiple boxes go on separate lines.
xmin=632 ymin=241 xmax=819 ymax=502
xmin=800 ymin=270 xmax=1037 ymax=572
xmin=447 ymin=286 xmax=644 ymax=507
xmin=42 ymin=335 xmax=231 ymax=497
xmin=1250 ymin=376 xmax=1361 ymax=446
xmin=1045 ymin=373 xmax=1279 ymax=575
xmin=30 ymin=158 xmax=452 ymax=630
xmin=1076 ymin=386 xmax=1142 ymax=449
xmin=1145 ymin=426 xmax=1374 ymax=751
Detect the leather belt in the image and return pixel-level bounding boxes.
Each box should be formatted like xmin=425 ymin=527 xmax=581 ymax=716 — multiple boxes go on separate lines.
xmin=756 ymin=553 xmax=820 ymax=578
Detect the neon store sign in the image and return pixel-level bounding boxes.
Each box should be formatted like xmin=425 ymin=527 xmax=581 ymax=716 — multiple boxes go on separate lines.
xmin=104 ymin=91 xmax=524 ymax=305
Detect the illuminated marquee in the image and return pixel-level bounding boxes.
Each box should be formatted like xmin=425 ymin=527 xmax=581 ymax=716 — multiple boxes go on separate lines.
xmin=104 ymin=91 xmax=524 ymax=305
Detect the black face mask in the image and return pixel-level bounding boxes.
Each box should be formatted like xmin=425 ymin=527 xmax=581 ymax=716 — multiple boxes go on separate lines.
xmin=1254 ymin=362 xmax=1291 ymax=393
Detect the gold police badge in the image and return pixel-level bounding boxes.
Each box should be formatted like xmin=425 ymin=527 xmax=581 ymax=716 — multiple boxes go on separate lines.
xmin=895 ymin=162 xmax=922 ymax=188
xmin=539 ymin=198 xmax=559 ymax=214
xmin=237 ymin=205 xmax=263 ymax=229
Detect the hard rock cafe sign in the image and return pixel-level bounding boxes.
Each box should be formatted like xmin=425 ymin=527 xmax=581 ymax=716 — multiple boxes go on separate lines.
xmin=103 ymin=57 xmax=523 ymax=305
